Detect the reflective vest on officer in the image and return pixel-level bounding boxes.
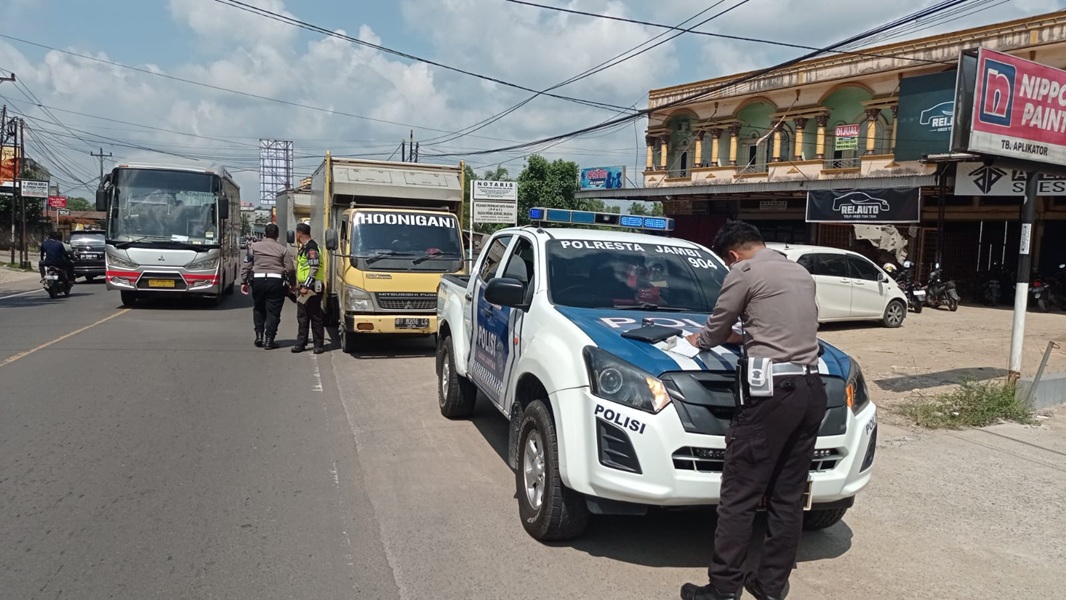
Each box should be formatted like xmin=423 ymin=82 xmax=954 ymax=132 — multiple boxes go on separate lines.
xmin=296 ymin=239 xmax=325 ymax=287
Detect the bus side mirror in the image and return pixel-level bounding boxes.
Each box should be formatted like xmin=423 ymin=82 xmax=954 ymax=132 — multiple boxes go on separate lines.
xmin=217 ymin=197 xmax=230 ymax=220
xmin=325 ymin=229 xmax=338 ymax=251
xmin=287 ymin=230 xmax=295 ymax=244
xmin=95 ymin=188 xmax=107 ymax=211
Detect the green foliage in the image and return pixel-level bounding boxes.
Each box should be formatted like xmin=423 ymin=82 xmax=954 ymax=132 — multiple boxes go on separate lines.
xmin=516 ymin=154 xmax=582 ymax=225
xmin=482 ymin=166 xmax=509 ymax=181
xmin=65 ymin=197 xmax=93 ymax=212
xmin=240 ymin=213 xmax=252 ymax=236
xmin=899 ymin=379 xmax=1034 ymax=429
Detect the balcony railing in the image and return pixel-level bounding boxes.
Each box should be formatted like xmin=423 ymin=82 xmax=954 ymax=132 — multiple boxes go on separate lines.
xmin=823 ymin=157 xmax=861 ymax=170
xmin=737 ymin=163 xmax=769 ymax=175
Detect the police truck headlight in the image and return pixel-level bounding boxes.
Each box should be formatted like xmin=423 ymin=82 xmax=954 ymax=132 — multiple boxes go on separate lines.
xmin=185 ymin=256 xmax=219 ymax=271
xmin=344 ymin=285 xmax=372 ymax=312
xmin=108 ymin=253 xmax=138 ymax=269
xmin=583 ymin=346 xmax=671 ymax=414
xmin=846 ymin=361 xmax=871 ymax=414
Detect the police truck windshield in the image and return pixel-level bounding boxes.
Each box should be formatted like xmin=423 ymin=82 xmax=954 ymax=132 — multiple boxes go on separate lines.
xmin=546 ymin=239 xmax=727 ymax=311
xmin=108 ymin=169 xmax=221 ymax=245
xmin=350 ymin=211 xmax=463 ymax=272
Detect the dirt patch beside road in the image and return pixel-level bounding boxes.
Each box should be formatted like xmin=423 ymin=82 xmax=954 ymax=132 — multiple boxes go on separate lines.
xmin=818 ymin=305 xmax=1066 ymax=417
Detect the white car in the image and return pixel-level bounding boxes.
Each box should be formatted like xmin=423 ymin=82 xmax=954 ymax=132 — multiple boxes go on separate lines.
xmin=768 ymin=243 xmax=908 ymax=328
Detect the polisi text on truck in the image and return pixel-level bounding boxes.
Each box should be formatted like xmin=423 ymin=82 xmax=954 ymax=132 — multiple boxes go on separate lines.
xmin=594 ymin=404 xmax=647 ymax=435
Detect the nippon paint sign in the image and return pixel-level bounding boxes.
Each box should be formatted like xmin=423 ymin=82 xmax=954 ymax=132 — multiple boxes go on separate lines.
xmin=967 ymin=48 xmax=1066 ymax=167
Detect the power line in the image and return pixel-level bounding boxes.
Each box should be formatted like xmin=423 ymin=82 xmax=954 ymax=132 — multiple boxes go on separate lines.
xmin=211 ymin=0 xmax=637 ymax=114
xmin=426 ymin=0 xmax=983 ymax=158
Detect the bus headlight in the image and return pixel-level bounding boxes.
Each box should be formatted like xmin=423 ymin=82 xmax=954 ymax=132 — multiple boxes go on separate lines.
xmin=185 ymin=256 xmax=219 ymax=271
xmin=108 ymin=253 xmax=138 ymax=269
xmin=345 ymin=286 xmax=372 ymax=312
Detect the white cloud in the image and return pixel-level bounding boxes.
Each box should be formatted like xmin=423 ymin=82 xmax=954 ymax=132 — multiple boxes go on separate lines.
xmin=168 ymin=0 xmax=298 ymax=46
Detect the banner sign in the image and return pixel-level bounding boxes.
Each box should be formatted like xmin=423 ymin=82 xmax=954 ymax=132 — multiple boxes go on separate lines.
xmin=968 ymin=48 xmax=1066 ymax=167
xmin=0 ymin=146 xmax=17 ymax=187
xmin=806 ymin=188 xmax=921 ymax=223
xmin=579 ymin=166 xmax=626 ymax=190
xmin=21 ymin=179 xmax=49 ymax=198
xmin=471 ymin=180 xmax=517 ymax=201
xmin=954 ymin=161 xmax=1066 ymax=196
xmin=896 ymin=70 xmax=957 ymax=161
xmin=834 ymin=124 xmax=860 ymax=150
xmin=48 ymin=195 xmax=67 ymax=209
xmin=473 ymin=201 xmax=517 ymax=224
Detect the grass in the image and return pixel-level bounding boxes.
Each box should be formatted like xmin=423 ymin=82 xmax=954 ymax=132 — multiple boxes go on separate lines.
xmin=899 ymin=379 xmax=1035 ymax=429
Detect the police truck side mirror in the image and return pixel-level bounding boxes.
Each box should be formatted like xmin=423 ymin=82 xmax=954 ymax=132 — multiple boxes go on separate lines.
xmin=95 ymin=188 xmax=107 ymax=212
xmin=286 ymin=230 xmax=295 ymax=244
xmin=324 ymin=229 xmax=338 ymax=251
xmin=484 ymin=277 xmax=528 ymax=310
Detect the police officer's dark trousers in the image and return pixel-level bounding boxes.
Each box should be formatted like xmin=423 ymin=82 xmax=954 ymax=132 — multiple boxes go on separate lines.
xmin=251 ymin=278 xmax=287 ymax=339
xmin=295 ymin=292 xmax=324 ymax=349
xmin=709 ymin=372 xmax=828 ymax=595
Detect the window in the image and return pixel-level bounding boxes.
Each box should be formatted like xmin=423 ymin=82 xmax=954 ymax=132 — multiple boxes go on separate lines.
xmin=502 ymin=238 xmax=535 ymax=285
xmin=809 ymin=253 xmax=848 ymax=278
xmin=796 ymin=253 xmax=815 ymax=273
xmin=847 ymin=255 xmax=882 ymax=281
xmin=477 ymin=235 xmax=512 ymax=282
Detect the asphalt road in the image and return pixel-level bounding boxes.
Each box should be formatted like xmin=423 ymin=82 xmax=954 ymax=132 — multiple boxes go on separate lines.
xmin=2 ymin=280 xmax=1064 ymax=599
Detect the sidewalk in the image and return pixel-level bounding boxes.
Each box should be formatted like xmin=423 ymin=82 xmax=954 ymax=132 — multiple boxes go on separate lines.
xmin=0 ymin=263 xmax=42 ymax=296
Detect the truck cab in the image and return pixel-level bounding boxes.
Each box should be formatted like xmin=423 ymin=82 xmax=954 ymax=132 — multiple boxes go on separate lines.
xmin=435 ymin=225 xmax=877 ymax=541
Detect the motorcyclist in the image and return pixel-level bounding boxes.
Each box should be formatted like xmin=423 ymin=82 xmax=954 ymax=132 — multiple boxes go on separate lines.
xmin=39 ymin=230 xmax=74 ymax=287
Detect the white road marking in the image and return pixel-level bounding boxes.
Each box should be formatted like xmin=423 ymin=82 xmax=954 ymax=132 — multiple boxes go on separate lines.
xmin=311 ymin=355 xmax=324 ymax=392
xmin=0 ymin=309 xmax=130 ymax=368
xmin=0 ymin=289 xmax=38 ymax=301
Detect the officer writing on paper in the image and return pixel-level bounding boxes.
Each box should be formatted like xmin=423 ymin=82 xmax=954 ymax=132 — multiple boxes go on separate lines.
xmin=681 ymin=221 xmax=826 ymax=600
xmin=291 ymin=222 xmax=326 ymax=354
xmin=241 ymin=223 xmax=295 ymax=350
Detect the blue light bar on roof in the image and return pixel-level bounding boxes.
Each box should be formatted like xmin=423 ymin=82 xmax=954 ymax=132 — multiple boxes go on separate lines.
xmin=528 ymin=207 xmax=674 ymax=232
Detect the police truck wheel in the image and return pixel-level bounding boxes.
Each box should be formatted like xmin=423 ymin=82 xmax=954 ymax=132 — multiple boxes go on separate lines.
xmin=882 ymin=300 xmax=905 ymax=328
xmin=436 ymin=336 xmax=476 ymax=419
xmin=120 ymin=291 xmax=137 ymax=306
xmin=802 ymin=507 xmax=848 ymax=531
xmin=516 ymin=400 xmax=589 ymax=541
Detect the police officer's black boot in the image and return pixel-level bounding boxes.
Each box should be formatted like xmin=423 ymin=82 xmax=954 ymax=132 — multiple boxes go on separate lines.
xmin=679 ymin=583 xmax=740 ymax=600
xmin=744 ymin=576 xmax=788 ymax=600
xmin=263 ymin=336 xmax=278 ymax=350
xmin=254 ymin=332 xmax=264 ymax=348
xmin=313 ymin=345 xmax=325 ymax=355
xmin=291 ymin=342 xmax=306 ymax=353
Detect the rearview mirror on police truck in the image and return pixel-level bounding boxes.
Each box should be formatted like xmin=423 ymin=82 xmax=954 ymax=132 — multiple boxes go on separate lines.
xmin=484 ymin=277 xmax=528 ymax=310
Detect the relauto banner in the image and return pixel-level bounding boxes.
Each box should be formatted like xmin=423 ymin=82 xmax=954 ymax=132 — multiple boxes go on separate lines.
xmin=806 ymin=188 xmax=921 ymax=223
xmin=968 ymin=48 xmax=1066 ymax=166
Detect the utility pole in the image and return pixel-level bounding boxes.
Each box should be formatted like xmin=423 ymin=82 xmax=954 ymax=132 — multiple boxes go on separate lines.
xmin=1 ymin=72 xmax=15 ymax=265
xmin=409 ymin=130 xmax=414 ymax=163
xmin=16 ymin=118 xmax=28 ymax=269
xmin=90 ymin=147 xmax=112 ymax=184
xmin=1008 ymin=172 xmax=1040 ymax=381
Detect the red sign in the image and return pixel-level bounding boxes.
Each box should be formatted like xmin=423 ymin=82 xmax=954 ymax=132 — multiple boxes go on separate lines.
xmin=969 ymin=48 xmax=1066 ymax=166
xmin=48 ymin=196 xmax=67 ymax=209
xmin=834 ymin=124 xmax=860 ymax=138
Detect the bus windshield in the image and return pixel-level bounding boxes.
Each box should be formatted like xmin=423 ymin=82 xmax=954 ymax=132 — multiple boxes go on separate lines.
xmin=108 ymin=169 xmax=221 ymax=245
xmin=350 ymin=211 xmax=463 ymax=272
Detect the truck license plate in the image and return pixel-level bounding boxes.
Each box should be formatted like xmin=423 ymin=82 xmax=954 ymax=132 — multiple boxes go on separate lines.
xmin=148 ymin=279 xmax=176 ymax=288
xmin=395 ymin=318 xmax=429 ymax=329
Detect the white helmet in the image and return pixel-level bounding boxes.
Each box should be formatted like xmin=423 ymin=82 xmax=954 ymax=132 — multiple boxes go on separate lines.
xmin=883 ymin=263 xmax=897 ymax=274
xmin=903 ymin=260 xmax=913 ymax=269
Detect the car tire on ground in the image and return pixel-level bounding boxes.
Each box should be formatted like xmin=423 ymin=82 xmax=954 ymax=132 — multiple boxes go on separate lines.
xmin=436 ymin=336 xmax=476 ymax=419
xmin=516 ymin=400 xmax=590 ymax=541
xmin=339 ymin=326 xmax=359 ymax=354
xmin=120 ymin=291 xmax=137 ymax=306
xmin=882 ymin=300 xmax=906 ymax=328
xmin=802 ymin=507 xmax=848 ymax=531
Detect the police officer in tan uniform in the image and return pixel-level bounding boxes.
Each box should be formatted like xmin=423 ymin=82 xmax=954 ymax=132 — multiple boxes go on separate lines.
xmin=681 ymin=221 xmax=826 ymax=600
xmin=241 ymin=224 xmax=295 ymax=350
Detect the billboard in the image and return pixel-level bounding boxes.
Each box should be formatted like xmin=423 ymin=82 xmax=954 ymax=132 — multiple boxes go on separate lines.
xmin=21 ymin=179 xmax=49 ymax=198
xmin=895 ymin=70 xmax=957 ymax=161
xmin=954 ymin=162 xmax=1066 ymax=196
xmin=471 ymin=180 xmax=518 ymax=225
xmin=48 ymin=195 xmax=67 ymax=209
xmin=964 ymin=48 xmax=1066 ymax=167
xmin=806 ymin=188 xmax=921 ymax=223
xmin=579 ymin=166 xmax=626 ymax=190
xmin=0 ymin=146 xmax=18 ymax=187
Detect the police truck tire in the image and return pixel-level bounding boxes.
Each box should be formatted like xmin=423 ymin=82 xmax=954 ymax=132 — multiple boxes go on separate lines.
xmin=437 ymin=336 xmax=476 ymax=419
xmin=802 ymin=507 xmax=848 ymax=531
xmin=120 ymin=291 xmax=137 ymax=306
xmin=516 ymin=400 xmax=589 ymax=541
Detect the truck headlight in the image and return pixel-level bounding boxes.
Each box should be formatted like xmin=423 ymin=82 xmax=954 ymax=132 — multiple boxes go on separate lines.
xmin=185 ymin=256 xmax=219 ymax=271
xmin=345 ymin=285 xmax=372 ymax=312
xmin=108 ymin=253 xmax=138 ymax=269
xmin=846 ymin=361 xmax=871 ymax=414
xmin=583 ymin=346 xmax=670 ymax=414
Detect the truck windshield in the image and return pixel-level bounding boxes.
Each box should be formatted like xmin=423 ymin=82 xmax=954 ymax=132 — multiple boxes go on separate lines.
xmin=351 ymin=211 xmax=463 ymax=272
xmin=107 ymin=169 xmax=221 ymax=245
xmin=545 ymin=239 xmax=727 ymax=311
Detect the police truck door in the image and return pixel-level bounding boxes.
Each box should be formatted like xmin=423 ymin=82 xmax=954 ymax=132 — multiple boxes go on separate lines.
xmin=468 ymin=235 xmax=513 ymax=408
xmin=495 ymin=236 xmax=536 ymax=413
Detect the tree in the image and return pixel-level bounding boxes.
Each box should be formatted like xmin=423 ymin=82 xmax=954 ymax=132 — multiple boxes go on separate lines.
xmin=482 ymin=166 xmax=509 ymax=181
xmin=516 ymin=154 xmax=581 ymax=225
xmin=66 ymin=197 xmax=93 ymax=212
xmin=240 ymin=213 xmax=252 ymax=237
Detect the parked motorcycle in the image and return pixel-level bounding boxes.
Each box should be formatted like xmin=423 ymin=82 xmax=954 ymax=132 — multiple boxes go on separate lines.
xmin=1029 ymin=277 xmax=1051 ymax=312
xmin=976 ymin=263 xmax=1010 ymax=307
xmin=889 ymin=260 xmax=925 ymax=313
xmin=925 ymin=263 xmax=959 ymax=311
xmin=42 ymin=265 xmax=73 ymax=299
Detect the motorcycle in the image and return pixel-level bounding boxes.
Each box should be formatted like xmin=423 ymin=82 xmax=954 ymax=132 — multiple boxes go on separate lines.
xmin=892 ymin=260 xmax=925 ymax=313
xmin=42 ymin=265 xmax=73 ymax=299
xmin=925 ymin=263 xmax=959 ymax=311
xmin=976 ymin=263 xmax=1009 ymax=307
xmin=1046 ymin=263 xmax=1066 ymax=311
xmin=1029 ymin=277 xmax=1050 ymax=312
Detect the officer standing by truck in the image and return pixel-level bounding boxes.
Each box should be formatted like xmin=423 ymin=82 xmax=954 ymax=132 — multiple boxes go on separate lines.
xmin=681 ymin=221 xmax=827 ymax=600
xmin=241 ymin=223 xmax=295 ymax=350
xmin=291 ymin=222 xmax=326 ymax=354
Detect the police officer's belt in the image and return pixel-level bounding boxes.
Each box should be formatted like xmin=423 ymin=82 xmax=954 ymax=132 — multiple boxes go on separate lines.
xmin=253 ymin=273 xmax=283 ymax=279
xmin=770 ymin=362 xmax=818 ymax=376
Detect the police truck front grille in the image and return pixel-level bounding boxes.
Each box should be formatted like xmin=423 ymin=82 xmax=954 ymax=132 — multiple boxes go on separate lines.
xmin=672 ymin=447 xmax=843 ymax=473
xmin=375 ymin=292 xmax=437 ymax=311
xmin=662 ymin=372 xmax=849 ymax=438
xmin=596 ymin=419 xmax=641 ymax=474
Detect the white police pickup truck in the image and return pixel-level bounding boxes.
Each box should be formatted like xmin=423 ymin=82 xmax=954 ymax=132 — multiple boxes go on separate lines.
xmin=435 ymin=226 xmax=876 ymax=540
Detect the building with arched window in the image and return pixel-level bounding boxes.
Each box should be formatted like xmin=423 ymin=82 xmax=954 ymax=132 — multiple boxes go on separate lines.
xmin=577 ymin=11 xmax=1066 ymax=290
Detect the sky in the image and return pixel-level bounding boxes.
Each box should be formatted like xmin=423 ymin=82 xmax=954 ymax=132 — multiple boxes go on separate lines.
xmin=1 ymin=0 xmax=1064 ymax=204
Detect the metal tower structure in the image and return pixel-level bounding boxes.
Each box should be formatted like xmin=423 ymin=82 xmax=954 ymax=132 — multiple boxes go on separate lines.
xmin=258 ymin=139 xmax=293 ymax=206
